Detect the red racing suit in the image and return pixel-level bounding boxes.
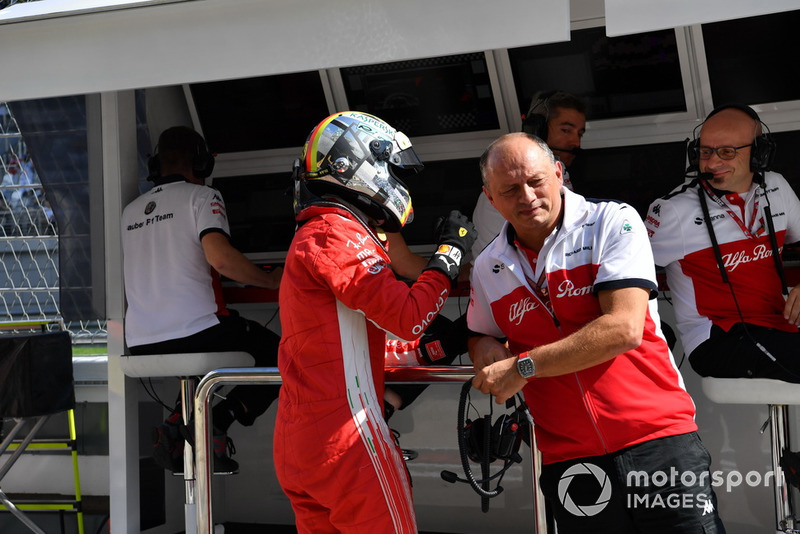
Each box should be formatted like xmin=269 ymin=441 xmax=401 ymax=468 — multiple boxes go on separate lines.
xmin=645 ymin=172 xmax=800 ymax=357
xmin=468 ymin=188 xmax=698 ymax=464
xmin=274 ymin=203 xmax=451 ymax=534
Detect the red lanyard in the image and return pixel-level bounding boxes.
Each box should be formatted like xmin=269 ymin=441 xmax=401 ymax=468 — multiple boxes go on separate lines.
xmin=700 ymin=181 xmax=764 ymax=239
xmin=517 ymin=242 xmax=553 ymax=313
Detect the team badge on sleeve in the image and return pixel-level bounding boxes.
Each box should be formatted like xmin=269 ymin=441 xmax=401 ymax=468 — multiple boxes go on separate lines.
xmin=620 ymin=220 xmax=634 ymax=234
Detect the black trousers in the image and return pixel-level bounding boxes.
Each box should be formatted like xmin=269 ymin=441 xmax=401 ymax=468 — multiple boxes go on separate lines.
xmin=690 ymin=323 xmax=800 ymax=383
xmin=129 ymin=314 xmax=280 ymax=427
xmin=539 ymin=432 xmax=726 ymax=534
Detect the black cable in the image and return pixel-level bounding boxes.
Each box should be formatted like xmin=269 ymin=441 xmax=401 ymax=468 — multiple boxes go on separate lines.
xmin=138 ymin=377 xmax=176 ymax=413
xmin=263 ymin=305 xmax=280 ymax=328
xmin=455 ymin=379 xmax=504 ymax=500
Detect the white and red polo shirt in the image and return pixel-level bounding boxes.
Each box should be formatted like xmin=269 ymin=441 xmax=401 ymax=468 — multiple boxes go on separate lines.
xmin=646 ymin=172 xmax=800 ymax=357
xmin=468 ymin=187 xmax=697 ymax=464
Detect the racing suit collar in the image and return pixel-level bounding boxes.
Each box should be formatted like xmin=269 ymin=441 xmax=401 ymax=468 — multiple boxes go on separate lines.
xmin=296 ymin=201 xmax=387 ymax=252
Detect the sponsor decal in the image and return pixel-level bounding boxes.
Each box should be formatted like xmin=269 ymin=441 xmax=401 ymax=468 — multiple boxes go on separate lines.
xmin=722 ymin=243 xmax=777 ymax=272
xmin=645 ymin=215 xmax=660 ymax=228
xmin=411 ymin=288 xmax=449 ymax=336
xmin=492 ymin=263 xmax=505 ymax=274
xmin=423 ymin=339 xmax=446 ymax=362
xmin=346 ymin=232 xmax=371 ymax=250
xmin=367 ymin=260 xmax=387 ymax=274
xmin=126 ymin=212 xmax=175 ymax=231
xmin=210 ymin=201 xmax=226 ymax=215
xmin=144 ymin=201 xmax=156 ymax=215
xmin=509 ymin=296 xmax=540 ymax=326
xmin=651 ymin=204 xmax=661 ymax=216
xmin=555 ymin=279 xmax=593 ymax=298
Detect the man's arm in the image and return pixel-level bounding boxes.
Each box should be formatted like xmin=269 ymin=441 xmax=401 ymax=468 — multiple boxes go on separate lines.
xmin=201 ymin=231 xmax=282 ymax=289
xmin=472 ymin=285 xmax=650 ymax=403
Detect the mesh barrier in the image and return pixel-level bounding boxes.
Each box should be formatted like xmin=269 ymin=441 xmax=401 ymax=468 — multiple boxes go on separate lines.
xmin=0 ymin=101 xmax=107 ymax=347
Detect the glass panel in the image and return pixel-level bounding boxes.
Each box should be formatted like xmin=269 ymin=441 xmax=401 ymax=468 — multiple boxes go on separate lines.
xmin=702 ymin=10 xmax=800 ymax=106
xmin=213 ymin=157 xmax=484 ymax=253
xmin=211 ymin=173 xmax=295 ymax=254
xmin=569 ymin=141 xmax=687 ymax=218
xmin=508 ymin=26 xmax=686 ymax=121
xmin=341 ymin=53 xmax=500 ymax=137
xmin=399 ymin=158 xmax=483 ymax=246
xmin=190 ymin=71 xmax=330 ymax=153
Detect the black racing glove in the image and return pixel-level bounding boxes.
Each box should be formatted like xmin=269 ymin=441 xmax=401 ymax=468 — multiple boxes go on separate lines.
xmin=417 ymin=314 xmax=469 ymax=365
xmin=423 ymin=210 xmax=477 ymax=282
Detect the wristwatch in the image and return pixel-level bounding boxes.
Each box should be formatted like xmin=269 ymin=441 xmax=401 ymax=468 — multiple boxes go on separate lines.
xmin=517 ymin=355 xmax=536 ymax=379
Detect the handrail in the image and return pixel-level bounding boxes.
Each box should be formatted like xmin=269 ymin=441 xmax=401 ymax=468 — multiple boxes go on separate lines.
xmin=193 ymin=366 xmax=547 ymax=534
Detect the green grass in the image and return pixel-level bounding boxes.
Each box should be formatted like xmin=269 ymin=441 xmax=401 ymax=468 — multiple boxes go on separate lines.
xmin=73 ymin=345 xmax=107 ymax=356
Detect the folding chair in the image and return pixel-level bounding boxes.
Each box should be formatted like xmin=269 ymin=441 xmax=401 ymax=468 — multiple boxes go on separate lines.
xmin=0 ymin=323 xmax=84 ymax=534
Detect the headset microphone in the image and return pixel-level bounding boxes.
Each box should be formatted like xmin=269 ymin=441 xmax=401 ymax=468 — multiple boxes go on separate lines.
xmin=549 ymin=146 xmax=581 ymax=155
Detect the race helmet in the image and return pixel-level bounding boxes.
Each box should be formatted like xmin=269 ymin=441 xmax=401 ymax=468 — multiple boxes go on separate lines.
xmin=296 ymin=111 xmax=423 ymax=232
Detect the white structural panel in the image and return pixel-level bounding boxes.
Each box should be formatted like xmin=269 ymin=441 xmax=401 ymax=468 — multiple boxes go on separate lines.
xmin=0 ymin=0 xmax=570 ymax=102
xmin=605 ymin=0 xmax=800 ymax=36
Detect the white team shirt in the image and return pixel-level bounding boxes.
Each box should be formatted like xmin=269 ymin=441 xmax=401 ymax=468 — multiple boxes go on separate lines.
xmin=121 ymin=176 xmax=230 ymax=347
xmin=645 ymin=171 xmax=800 ymax=356
xmin=467 ymin=187 xmax=695 ymax=463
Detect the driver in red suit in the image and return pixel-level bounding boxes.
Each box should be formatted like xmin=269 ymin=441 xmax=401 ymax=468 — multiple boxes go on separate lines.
xmin=274 ymin=111 xmax=476 ymax=533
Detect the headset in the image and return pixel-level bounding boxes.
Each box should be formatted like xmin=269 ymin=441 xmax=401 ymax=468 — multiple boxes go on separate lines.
xmin=147 ymin=126 xmax=216 ymax=181
xmin=686 ymin=105 xmax=800 ymax=381
xmin=521 ymin=90 xmax=557 ymax=140
xmin=686 ymin=103 xmax=776 ymax=175
xmin=440 ymin=378 xmax=532 ymax=513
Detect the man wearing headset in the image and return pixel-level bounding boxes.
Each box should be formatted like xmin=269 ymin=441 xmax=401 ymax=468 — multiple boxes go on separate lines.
xmin=468 ymin=132 xmax=724 ymax=533
xmin=470 ymin=90 xmax=586 ymax=258
xmin=645 ymin=105 xmax=800 ymax=384
xmin=121 ymin=126 xmax=282 ymax=473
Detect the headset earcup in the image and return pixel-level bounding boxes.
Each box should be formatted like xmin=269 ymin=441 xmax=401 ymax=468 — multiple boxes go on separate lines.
xmin=521 ymin=113 xmax=548 ymax=141
xmin=465 ymin=418 xmax=485 ymax=463
xmin=751 ymin=134 xmax=776 ymax=172
xmin=193 ymin=148 xmax=215 ymax=179
xmin=686 ymin=138 xmax=700 ymax=170
xmin=147 ymin=153 xmax=160 ymax=180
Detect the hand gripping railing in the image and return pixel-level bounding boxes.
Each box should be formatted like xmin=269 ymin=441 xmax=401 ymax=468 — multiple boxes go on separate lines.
xmin=193 ymin=366 xmax=548 ymax=534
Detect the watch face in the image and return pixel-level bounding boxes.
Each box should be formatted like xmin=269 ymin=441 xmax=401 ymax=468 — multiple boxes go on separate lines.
xmin=518 ymin=357 xmax=535 ymax=378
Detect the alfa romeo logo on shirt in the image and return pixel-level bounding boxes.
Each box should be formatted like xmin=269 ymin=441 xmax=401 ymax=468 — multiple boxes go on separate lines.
xmin=144 ymin=201 xmax=156 ymax=215
xmin=558 ymin=462 xmax=612 ymax=517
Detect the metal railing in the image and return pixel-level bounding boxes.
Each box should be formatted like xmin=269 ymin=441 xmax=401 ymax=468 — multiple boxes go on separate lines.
xmin=192 ymin=366 xmax=548 ymax=534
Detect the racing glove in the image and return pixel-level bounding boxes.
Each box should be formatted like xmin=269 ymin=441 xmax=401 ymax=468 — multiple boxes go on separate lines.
xmin=423 ymin=210 xmax=477 ymax=283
